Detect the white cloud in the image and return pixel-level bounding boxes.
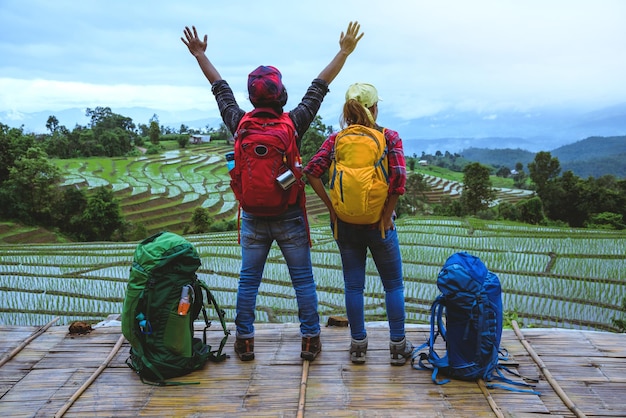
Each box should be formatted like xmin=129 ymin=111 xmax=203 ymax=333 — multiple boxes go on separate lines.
xmin=0 ymin=78 xmax=220 ymax=113
xmin=1 ymin=0 xmax=625 ymax=125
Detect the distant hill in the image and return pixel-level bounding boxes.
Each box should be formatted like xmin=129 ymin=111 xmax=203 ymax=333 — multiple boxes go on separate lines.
xmin=460 ymin=136 xmax=626 ymax=179
xmin=4 ymin=102 xmax=626 ymax=154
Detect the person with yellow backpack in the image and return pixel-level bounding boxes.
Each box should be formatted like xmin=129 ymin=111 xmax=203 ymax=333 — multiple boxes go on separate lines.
xmin=304 ymin=83 xmax=414 ymax=365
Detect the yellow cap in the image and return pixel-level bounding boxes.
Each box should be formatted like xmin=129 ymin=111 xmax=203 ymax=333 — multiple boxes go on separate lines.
xmin=345 ymin=83 xmax=380 ymax=108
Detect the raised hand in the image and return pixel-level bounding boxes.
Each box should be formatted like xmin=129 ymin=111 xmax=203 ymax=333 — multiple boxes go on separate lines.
xmin=339 ymin=21 xmax=364 ymax=56
xmin=181 ymin=26 xmax=208 ymax=57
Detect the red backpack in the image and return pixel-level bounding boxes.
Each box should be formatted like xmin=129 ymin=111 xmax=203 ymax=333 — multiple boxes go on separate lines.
xmin=229 ymin=108 xmax=306 ymax=217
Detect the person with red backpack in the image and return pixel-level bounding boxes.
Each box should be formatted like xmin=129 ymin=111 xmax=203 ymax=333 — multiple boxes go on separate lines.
xmin=304 ymin=83 xmax=414 ymax=366
xmin=182 ymin=22 xmax=364 ymax=362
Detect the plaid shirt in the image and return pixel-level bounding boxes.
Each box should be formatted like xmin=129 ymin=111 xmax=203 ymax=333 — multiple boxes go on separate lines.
xmin=304 ymin=127 xmax=407 ymax=195
xmin=211 ymin=78 xmax=330 ymax=148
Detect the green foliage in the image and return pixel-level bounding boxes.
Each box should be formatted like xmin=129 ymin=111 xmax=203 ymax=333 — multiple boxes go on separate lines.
xmin=460 ymin=162 xmax=496 ymax=215
xmin=586 ymin=212 xmax=625 ymax=230
xmin=209 ymin=219 xmax=237 ymax=232
xmin=211 ymin=123 xmax=232 ymax=142
xmin=190 ymin=207 xmax=213 ymax=233
xmin=145 ymin=144 xmax=161 ymax=154
xmin=462 ymin=147 xmax=535 ymax=170
xmin=78 ymin=187 xmax=124 ymax=241
xmin=300 ymin=115 xmax=332 ymax=185
xmin=460 ymin=137 xmax=626 ymax=180
xmin=149 ymin=120 xmax=160 ymax=145
xmin=4 ymin=112 xmax=626 ymax=242
xmin=528 ymin=151 xmax=561 ymax=195
xmin=396 ymin=172 xmax=431 ymax=217
xmin=512 ymin=163 xmax=529 ymax=189
xmin=406 ymin=157 xmax=417 ymax=171
xmin=433 ymin=195 xmax=464 ymax=217
xmin=502 ymin=311 xmax=523 ymax=329
xmin=497 ymin=201 xmax=519 ymax=221
xmin=177 ymin=135 xmax=189 ymax=148
xmin=52 ymin=187 xmax=88 ymax=236
xmin=420 ymin=150 xmax=471 ymax=172
xmin=300 ymin=117 xmax=330 ymax=155
xmin=516 ymin=196 xmax=546 ymax=224
xmin=3 ymin=147 xmax=61 ymax=225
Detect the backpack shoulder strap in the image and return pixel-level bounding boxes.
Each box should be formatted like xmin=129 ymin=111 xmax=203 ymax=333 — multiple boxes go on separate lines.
xmin=198 ymin=280 xmax=230 ymax=362
xmin=412 ymin=296 xmax=451 ymax=385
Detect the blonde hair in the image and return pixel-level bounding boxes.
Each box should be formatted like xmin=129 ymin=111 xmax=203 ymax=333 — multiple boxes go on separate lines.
xmin=340 ymin=99 xmax=376 ymax=128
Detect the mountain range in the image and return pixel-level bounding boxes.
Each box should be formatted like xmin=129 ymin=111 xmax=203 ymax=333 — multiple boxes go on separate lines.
xmin=2 ymin=102 xmax=625 ymax=158
xmin=461 ymin=136 xmax=626 ymax=179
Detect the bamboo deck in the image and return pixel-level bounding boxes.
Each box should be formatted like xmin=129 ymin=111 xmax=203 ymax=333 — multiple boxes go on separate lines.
xmin=1 ymin=319 xmax=625 ymax=418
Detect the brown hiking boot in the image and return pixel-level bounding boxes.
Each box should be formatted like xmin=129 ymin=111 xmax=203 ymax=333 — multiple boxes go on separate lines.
xmin=234 ymin=337 xmax=255 ymax=361
xmin=350 ymin=336 xmax=368 ymax=364
xmin=389 ymin=337 xmax=414 ymax=366
xmin=301 ymin=335 xmax=322 ymax=361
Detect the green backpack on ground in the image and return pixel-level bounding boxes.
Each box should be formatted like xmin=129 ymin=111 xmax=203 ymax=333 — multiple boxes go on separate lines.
xmin=121 ymin=231 xmax=230 ymax=385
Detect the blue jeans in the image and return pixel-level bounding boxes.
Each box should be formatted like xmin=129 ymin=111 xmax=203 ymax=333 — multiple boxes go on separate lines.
xmin=334 ymin=219 xmax=406 ymax=341
xmin=236 ymin=206 xmax=320 ymax=338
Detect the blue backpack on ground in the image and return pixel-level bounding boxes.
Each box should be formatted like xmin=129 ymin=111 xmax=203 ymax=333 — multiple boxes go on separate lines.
xmin=413 ymin=252 xmax=538 ymax=393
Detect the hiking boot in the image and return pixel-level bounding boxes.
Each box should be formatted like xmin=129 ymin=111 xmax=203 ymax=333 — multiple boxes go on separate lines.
xmin=349 ymin=336 xmax=368 ymax=364
xmin=389 ymin=337 xmax=414 ymax=366
xmin=234 ymin=337 xmax=255 ymax=361
xmin=301 ymin=335 xmax=322 ymax=361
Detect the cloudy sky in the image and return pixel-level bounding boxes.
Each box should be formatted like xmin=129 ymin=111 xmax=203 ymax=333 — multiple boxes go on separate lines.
xmin=1 ymin=0 xmax=625 ymax=132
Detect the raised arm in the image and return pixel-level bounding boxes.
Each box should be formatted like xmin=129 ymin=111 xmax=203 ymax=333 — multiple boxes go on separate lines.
xmin=317 ymin=21 xmax=364 ymax=85
xmin=181 ymin=26 xmax=223 ymax=84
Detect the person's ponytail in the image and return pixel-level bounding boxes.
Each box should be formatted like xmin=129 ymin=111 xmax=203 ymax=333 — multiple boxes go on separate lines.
xmin=340 ymin=99 xmax=374 ymax=128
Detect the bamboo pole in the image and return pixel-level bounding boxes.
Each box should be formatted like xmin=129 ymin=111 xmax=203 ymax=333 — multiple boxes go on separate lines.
xmin=477 ymin=379 xmax=504 ymax=418
xmin=296 ymin=359 xmax=310 ymax=418
xmin=0 ymin=316 xmax=60 ymax=368
xmin=54 ymin=334 xmax=126 ymax=418
xmin=512 ymin=320 xmax=587 ymax=418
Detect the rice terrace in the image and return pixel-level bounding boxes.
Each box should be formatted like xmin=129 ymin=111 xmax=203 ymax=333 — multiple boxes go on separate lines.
xmin=0 ymin=142 xmax=624 ymax=333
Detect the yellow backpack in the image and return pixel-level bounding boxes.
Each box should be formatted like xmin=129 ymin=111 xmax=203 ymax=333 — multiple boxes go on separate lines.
xmin=329 ymin=125 xmax=389 ymax=228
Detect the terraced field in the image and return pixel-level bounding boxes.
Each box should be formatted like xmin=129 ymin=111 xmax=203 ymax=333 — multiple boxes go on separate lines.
xmin=56 ymin=144 xmax=238 ymax=235
xmin=420 ymin=174 xmax=534 ymax=205
xmin=52 ymin=144 xmax=534 ymax=235
xmin=1 ymin=218 xmax=624 ymax=333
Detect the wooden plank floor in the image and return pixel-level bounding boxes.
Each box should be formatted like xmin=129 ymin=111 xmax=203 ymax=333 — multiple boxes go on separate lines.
xmin=1 ymin=321 xmax=625 ymax=417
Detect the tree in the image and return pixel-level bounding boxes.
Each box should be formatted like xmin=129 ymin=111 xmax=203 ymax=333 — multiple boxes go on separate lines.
xmin=496 ymin=166 xmax=511 ymax=178
xmin=512 ymin=162 xmax=528 ymax=188
xmin=300 ymin=116 xmax=332 ymax=184
xmin=579 ymin=175 xmax=626 ymax=224
xmin=460 ymin=162 xmax=496 ymax=215
xmin=177 ymin=135 xmax=190 ymax=148
xmin=587 ymin=212 xmax=625 ymax=230
xmin=5 ymin=147 xmax=61 ymax=224
xmin=52 ymin=187 xmax=88 ymax=237
xmin=497 ymin=201 xmax=520 ymax=222
xmin=528 ymin=151 xmax=561 ymax=196
xmin=46 ymin=115 xmax=59 ymax=133
xmin=516 ymin=196 xmax=545 ymax=224
xmin=396 ymin=172 xmax=430 ymax=217
xmin=85 ymin=107 xmax=135 ymax=156
xmin=407 ymin=157 xmax=416 ymax=171
xmin=0 ymin=123 xmax=19 ymax=183
xmin=79 ymin=187 xmax=124 ymax=241
xmin=210 ymin=123 xmax=231 ymax=142
xmin=190 ymin=207 xmax=212 ymax=233
xmin=149 ymin=120 xmax=160 ymax=145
